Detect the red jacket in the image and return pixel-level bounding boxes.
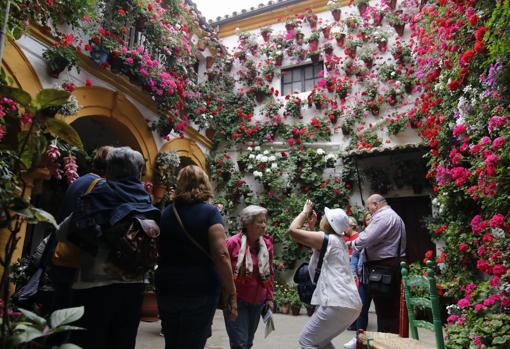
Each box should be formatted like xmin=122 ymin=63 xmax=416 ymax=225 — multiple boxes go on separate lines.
xmin=226 ymin=233 xmax=274 ymax=304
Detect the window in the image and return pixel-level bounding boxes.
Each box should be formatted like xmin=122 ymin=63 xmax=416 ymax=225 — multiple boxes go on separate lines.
xmin=281 ymin=62 xmax=323 ymax=95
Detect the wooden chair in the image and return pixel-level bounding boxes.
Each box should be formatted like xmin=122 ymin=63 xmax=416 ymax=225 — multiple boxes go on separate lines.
xmin=357 ymin=260 xmax=445 ymax=349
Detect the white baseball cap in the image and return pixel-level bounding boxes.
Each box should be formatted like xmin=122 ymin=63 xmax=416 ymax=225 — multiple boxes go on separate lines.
xmin=324 ymin=207 xmax=349 ymax=235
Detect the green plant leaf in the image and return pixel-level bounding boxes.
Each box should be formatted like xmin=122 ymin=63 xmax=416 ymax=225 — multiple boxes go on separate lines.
xmin=12 ymin=324 xmax=45 ymax=344
xmin=0 ymin=86 xmax=32 ymax=107
xmin=50 ymin=306 xmax=84 ymax=328
xmin=17 ymin=308 xmax=47 ymax=326
xmin=32 ymin=207 xmax=58 ymax=228
xmin=46 ymin=118 xmax=84 ymax=151
xmin=34 ymin=89 xmax=70 ymax=110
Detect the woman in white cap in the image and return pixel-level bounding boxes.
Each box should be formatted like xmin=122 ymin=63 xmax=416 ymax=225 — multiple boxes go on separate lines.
xmin=288 ymin=200 xmax=362 ymax=349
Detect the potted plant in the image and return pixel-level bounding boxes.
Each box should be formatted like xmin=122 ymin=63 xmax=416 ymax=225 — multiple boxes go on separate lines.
xmin=344 ymin=39 xmax=361 ymax=59
xmin=359 ymin=49 xmax=375 ymax=69
xmin=304 ymin=10 xmax=318 ymax=29
xmin=335 ymin=32 xmax=346 ymax=47
xmin=345 ymin=16 xmax=360 ymax=31
xmin=387 ymin=11 xmax=406 ymax=36
xmin=284 ymin=95 xmax=303 ymax=119
xmin=372 ymin=8 xmax=385 ymax=26
xmin=275 ymin=282 xmax=290 ymax=314
xmin=295 ymin=30 xmax=305 ymax=45
xmin=392 ymin=44 xmax=413 ymax=64
xmin=323 ymin=42 xmax=334 ymax=55
xmin=373 ymin=31 xmax=389 ymax=52
xmin=320 ymin=24 xmax=332 ymax=39
xmin=307 ymin=31 xmax=321 ymax=51
xmin=328 ymin=1 xmax=342 ymax=21
xmin=289 ymin=287 xmax=302 ymax=315
xmin=141 ymin=267 xmax=159 ymax=322
xmin=153 ymin=151 xmax=180 ymax=202
xmin=307 ymin=89 xmax=329 ymax=110
xmin=42 ymin=45 xmax=79 ymax=78
xmin=261 ymin=27 xmax=273 ymax=42
xmin=249 ymin=80 xmax=273 ymax=103
xmin=354 ymin=0 xmax=370 ymax=16
xmin=285 ymin=18 xmax=298 ymax=32
xmin=261 ymin=63 xmax=276 ymax=82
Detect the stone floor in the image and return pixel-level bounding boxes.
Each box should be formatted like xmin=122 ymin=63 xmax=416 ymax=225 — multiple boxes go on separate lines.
xmin=135 ymin=309 xmax=437 ymax=349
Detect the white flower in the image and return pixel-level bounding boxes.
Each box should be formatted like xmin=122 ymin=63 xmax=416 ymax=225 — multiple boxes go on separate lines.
xmin=269 ymin=155 xmax=276 ymax=162
xmin=325 ymin=153 xmax=336 ymax=161
xmin=316 ymin=148 xmax=325 ymax=155
xmin=253 ymin=171 xmax=263 ymax=177
xmin=249 ymin=154 xmax=255 ymax=159
xmin=254 ymin=146 xmax=261 ymax=151
xmin=255 ymin=154 xmax=263 ymax=161
xmin=271 ymin=162 xmax=278 ymax=169
xmin=261 ymin=156 xmax=269 ymax=163
xmin=492 ymin=228 xmax=505 ymax=239
xmin=265 ymin=168 xmax=271 ymax=173
xmin=263 ymin=150 xmax=269 ymax=155
xmin=247 ymin=146 xmax=253 ymax=152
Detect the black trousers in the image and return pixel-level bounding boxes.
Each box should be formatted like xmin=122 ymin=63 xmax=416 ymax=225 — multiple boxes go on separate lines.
xmin=366 ymin=257 xmax=404 ymax=334
xmin=70 ymin=283 xmax=145 ymax=349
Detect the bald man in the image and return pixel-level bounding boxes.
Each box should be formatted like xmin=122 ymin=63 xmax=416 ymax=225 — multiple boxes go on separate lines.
xmin=349 ymin=194 xmax=406 ymax=334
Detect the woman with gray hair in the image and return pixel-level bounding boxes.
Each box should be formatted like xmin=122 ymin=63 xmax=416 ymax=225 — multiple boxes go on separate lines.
xmin=224 ymin=205 xmax=274 ymax=349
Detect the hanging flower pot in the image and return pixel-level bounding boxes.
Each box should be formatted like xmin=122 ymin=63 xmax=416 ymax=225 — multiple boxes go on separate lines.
xmin=285 ymin=23 xmax=296 ymax=32
xmin=250 ymin=46 xmax=258 ymax=56
xmin=108 ymin=53 xmax=122 ymax=74
xmin=224 ymin=61 xmax=233 ymax=72
xmin=264 ymin=72 xmax=274 ymax=82
xmin=314 ymin=101 xmax=323 ymax=110
xmin=310 ymin=53 xmax=321 ymax=64
xmin=331 ymin=8 xmax=341 ymax=22
xmin=326 ymin=82 xmax=335 ymax=93
xmin=378 ymin=41 xmax=388 ymax=52
xmin=321 ymin=27 xmax=331 ymax=39
xmin=344 ymin=47 xmax=357 ymax=59
xmin=206 ymin=56 xmax=215 ymax=69
xmin=255 ymin=93 xmax=267 ymax=104
xmin=363 ymin=58 xmax=373 ymax=69
xmin=336 ymin=33 xmax=346 ymax=47
xmin=358 ymin=3 xmax=368 ymax=16
xmin=262 ymin=32 xmax=271 ymax=42
xmin=373 ymin=13 xmax=385 ymax=26
xmin=329 ymin=113 xmax=338 ymax=124
xmin=420 ymin=0 xmax=428 ymax=8
xmin=274 ymin=55 xmax=284 ymax=67
xmin=370 ymin=105 xmax=380 ymax=116
xmin=388 ymin=0 xmax=397 ymax=10
xmin=205 ymin=127 xmax=216 ymax=139
xmin=324 ymin=45 xmax=334 ymax=55
xmin=308 ymin=39 xmax=319 ymax=51
xmin=91 ymin=47 xmax=108 ymax=65
xmin=295 ymin=32 xmax=305 ymax=45
xmin=46 ymin=56 xmax=70 ymax=78
xmin=393 ymin=23 xmax=405 ymax=36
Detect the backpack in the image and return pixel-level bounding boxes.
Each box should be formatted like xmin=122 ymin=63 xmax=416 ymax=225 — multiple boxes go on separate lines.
xmin=103 ymin=215 xmax=160 ymax=278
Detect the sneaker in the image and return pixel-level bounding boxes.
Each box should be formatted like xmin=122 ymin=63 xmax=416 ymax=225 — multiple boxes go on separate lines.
xmin=343 ymin=336 xmax=357 ymax=349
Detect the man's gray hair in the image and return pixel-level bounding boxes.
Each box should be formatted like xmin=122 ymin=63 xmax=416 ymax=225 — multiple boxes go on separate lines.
xmin=239 ymin=205 xmax=267 ymax=227
xmin=368 ymin=194 xmax=387 ymax=205
xmin=348 ymin=217 xmax=357 ymax=227
xmin=106 ymin=147 xmax=145 ymax=180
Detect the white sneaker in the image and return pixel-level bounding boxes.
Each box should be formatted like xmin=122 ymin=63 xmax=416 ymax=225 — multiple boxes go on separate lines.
xmin=343 ymin=336 xmax=357 ymax=349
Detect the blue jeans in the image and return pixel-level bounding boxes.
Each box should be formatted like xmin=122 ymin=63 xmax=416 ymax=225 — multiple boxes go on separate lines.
xmin=356 ymin=281 xmax=373 ymax=331
xmin=224 ymin=299 xmax=264 ymax=349
xmin=157 ymin=290 xmax=219 ymax=349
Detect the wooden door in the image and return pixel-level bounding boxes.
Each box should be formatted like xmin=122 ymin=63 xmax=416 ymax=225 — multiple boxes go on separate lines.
xmin=387 ymin=196 xmax=434 ymax=264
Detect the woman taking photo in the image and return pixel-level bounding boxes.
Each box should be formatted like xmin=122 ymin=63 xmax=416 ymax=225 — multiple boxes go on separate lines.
xmin=224 ymin=205 xmax=274 ymax=349
xmin=288 ymin=200 xmax=361 ymax=349
xmin=156 ymin=165 xmax=237 ymax=349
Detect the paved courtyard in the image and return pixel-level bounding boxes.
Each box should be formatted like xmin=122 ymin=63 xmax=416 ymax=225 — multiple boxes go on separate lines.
xmin=135 ymin=310 xmax=436 ymax=349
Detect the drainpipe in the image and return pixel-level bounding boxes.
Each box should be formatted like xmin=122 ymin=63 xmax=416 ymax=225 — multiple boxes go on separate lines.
xmin=0 ymin=0 xmax=11 ymax=63
xmin=354 ymin=157 xmax=364 ymax=206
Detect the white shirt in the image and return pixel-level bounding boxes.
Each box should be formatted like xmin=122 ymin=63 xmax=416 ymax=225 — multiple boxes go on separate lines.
xmin=309 ymin=233 xmax=362 ymax=309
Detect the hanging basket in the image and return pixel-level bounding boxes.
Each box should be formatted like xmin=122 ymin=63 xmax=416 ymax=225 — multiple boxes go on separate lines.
xmin=331 ymin=9 xmax=341 ymax=22
xmin=393 ymin=23 xmax=406 ymax=36
xmin=357 ymin=3 xmax=368 ymax=16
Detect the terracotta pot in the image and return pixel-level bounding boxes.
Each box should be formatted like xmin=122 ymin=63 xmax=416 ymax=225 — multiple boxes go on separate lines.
xmin=389 ymin=0 xmax=397 ymax=10
xmin=336 ymin=34 xmax=346 ymax=47
xmin=308 ymin=39 xmax=319 ymax=51
xmin=321 ymin=27 xmax=331 ymax=39
xmin=358 ymin=3 xmax=368 ymax=16
xmin=153 ymin=184 xmax=167 ymax=203
xmin=308 ymin=20 xmax=317 ymax=30
xmin=295 ymin=33 xmax=304 ymax=45
xmin=279 ymin=303 xmax=290 ymax=315
xmin=291 ymin=304 xmax=301 ymax=316
xmin=140 ymin=291 xmax=159 ymax=322
xmin=331 ymin=9 xmax=341 ymax=21
xmin=285 ymin=23 xmax=296 ymax=32
xmin=363 ymin=58 xmax=373 ymax=69
xmin=305 ymin=304 xmax=316 ymax=316
xmin=345 ymin=47 xmax=357 ymax=59
xmin=264 ymin=73 xmax=274 ymax=82
xmin=378 ymin=41 xmax=388 ymax=52
xmin=393 ymin=23 xmax=405 ymax=36
xmin=373 ymin=13 xmax=385 ymax=26
xmin=262 ymin=32 xmax=270 ymax=42
xmin=206 ymin=56 xmax=215 ymax=69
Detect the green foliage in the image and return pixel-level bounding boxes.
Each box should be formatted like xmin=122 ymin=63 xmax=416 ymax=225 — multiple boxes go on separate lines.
xmin=42 ymin=46 xmax=80 ymax=75
xmin=154 ymin=151 xmax=180 ymax=187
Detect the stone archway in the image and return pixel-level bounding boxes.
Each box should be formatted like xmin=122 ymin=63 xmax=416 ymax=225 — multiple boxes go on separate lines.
xmin=62 ymin=86 xmax=159 ymax=178
xmin=159 ymin=138 xmax=208 ymax=171
xmin=1 ymin=39 xmax=43 ymax=95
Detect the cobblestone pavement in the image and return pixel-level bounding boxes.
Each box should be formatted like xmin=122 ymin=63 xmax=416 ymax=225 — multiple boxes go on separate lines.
xmin=136 ymin=310 xmax=436 ymax=349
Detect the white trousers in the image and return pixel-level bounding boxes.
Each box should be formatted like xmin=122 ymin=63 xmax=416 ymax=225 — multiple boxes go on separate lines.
xmin=298 ymin=306 xmax=360 ymax=349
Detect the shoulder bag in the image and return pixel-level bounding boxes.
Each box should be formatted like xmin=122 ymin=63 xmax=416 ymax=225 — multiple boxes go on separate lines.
xmin=292 ymin=234 xmax=329 ymax=305
xmin=365 ymin=232 xmax=403 ymax=295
